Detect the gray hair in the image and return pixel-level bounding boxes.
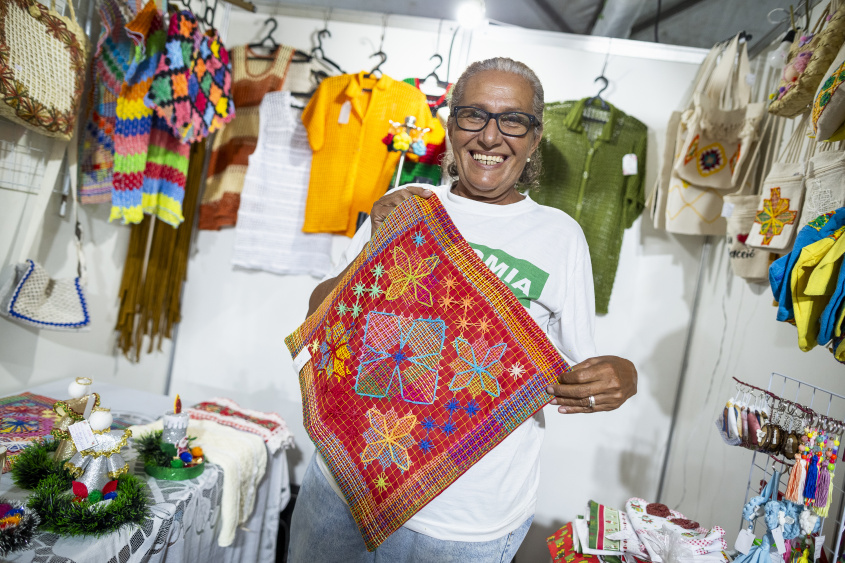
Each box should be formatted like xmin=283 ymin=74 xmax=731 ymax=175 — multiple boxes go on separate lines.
xmin=442 ymin=57 xmax=545 ymax=188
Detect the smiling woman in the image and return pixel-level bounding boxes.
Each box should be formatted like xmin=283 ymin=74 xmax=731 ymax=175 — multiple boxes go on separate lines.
xmin=291 ymin=57 xmax=638 ymax=563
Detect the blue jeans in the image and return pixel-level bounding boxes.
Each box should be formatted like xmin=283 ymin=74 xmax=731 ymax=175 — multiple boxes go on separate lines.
xmin=288 ymin=454 xmax=533 ymax=563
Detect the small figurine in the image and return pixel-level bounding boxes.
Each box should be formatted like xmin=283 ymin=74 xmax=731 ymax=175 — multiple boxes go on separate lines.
xmin=64 ymin=408 xmax=132 ymax=499
xmin=51 ymin=377 xmax=100 ymax=461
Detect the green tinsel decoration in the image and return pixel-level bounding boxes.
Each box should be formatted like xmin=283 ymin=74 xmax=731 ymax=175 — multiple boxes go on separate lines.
xmin=0 ymin=499 xmax=40 ymax=557
xmin=28 ymin=474 xmax=151 ymax=536
xmin=10 ymin=439 xmax=72 ymax=490
xmin=134 ymin=430 xmax=175 ymax=467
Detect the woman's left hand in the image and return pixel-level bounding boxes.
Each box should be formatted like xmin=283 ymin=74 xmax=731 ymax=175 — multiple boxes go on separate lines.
xmin=545 ymin=356 xmax=637 ymax=414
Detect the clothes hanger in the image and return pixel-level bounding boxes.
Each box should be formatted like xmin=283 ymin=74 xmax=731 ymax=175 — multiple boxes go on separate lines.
xmin=363 ymin=14 xmax=389 ymax=89
xmin=248 ymin=17 xmax=280 ymax=60
xmin=311 ymin=29 xmax=345 ymax=75
xmin=419 ymin=54 xmax=450 ymax=94
xmin=582 ymin=49 xmax=611 ymax=125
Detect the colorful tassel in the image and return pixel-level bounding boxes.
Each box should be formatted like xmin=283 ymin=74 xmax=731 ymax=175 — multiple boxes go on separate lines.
xmin=813 ymin=470 xmax=834 ymax=517
xmin=785 ymin=456 xmax=806 ymax=502
xmin=815 ymin=465 xmax=830 ymax=508
xmin=803 ymin=455 xmax=818 ymax=506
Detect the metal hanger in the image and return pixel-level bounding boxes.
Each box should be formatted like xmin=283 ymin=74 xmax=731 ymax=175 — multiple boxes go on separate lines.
xmin=248 ymin=17 xmax=279 ymax=59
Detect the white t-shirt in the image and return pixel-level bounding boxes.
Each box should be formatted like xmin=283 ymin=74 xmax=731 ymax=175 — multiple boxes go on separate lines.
xmin=316 ymin=184 xmax=597 ymax=541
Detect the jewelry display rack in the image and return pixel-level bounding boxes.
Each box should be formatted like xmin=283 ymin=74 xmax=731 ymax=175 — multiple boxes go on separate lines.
xmin=740 ymin=373 xmax=845 ymax=562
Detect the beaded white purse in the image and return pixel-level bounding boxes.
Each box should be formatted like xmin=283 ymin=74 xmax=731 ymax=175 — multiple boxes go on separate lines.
xmin=0 ymin=139 xmax=90 ymax=331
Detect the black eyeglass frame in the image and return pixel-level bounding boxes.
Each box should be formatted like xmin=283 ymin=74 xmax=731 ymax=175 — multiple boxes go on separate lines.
xmin=451 ymin=106 xmax=540 ymax=137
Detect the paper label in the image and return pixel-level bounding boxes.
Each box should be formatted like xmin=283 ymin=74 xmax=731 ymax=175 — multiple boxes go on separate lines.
xmin=622 ymin=153 xmax=638 ymax=176
xmin=772 ymin=526 xmax=786 ymax=554
xmin=338 ymin=101 xmax=352 ymax=124
xmin=814 ymin=536 xmax=825 ymax=561
xmin=82 ymin=393 xmax=95 ymax=419
xmin=68 ymin=420 xmax=96 ymax=452
xmin=735 ymin=529 xmax=755 ymax=554
xmin=746 ymin=73 xmax=756 ymax=86
xmin=293 ymin=346 xmax=312 ymax=372
xmin=722 ymin=201 xmax=735 ymax=218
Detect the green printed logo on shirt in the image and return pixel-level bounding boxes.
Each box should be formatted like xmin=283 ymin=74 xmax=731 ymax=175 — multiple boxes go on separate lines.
xmin=469 ymin=243 xmax=549 ymax=307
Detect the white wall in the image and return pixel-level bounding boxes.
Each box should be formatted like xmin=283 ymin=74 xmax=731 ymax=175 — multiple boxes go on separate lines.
xmin=0 ymin=127 xmax=172 ymax=397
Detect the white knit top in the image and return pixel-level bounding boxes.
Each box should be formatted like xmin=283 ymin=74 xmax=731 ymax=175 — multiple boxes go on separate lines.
xmin=232 ymin=91 xmax=332 ymax=276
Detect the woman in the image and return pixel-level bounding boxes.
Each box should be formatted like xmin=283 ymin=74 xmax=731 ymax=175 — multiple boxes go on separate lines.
xmin=289 ymin=57 xmax=637 ymax=562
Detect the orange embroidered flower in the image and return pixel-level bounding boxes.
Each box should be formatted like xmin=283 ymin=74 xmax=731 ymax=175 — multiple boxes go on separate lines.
xmin=755 ymin=187 xmax=797 ymax=245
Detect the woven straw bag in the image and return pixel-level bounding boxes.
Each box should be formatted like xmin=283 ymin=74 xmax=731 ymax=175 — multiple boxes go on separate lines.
xmin=812 ymin=42 xmax=845 ymax=141
xmin=674 ymin=35 xmax=765 ymax=190
xmin=0 ymin=139 xmax=91 ymax=331
xmin=0 ymin=0 xmax=88 ymax=140
xmin=769 ymin=1 xmax=845 ymax=118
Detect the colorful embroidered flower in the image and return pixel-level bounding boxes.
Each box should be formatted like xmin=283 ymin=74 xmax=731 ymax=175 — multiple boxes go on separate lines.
xmin=317 ymin=322 xmax=353 ymax=382
xmin=374 ymin=472 xmax=389 ymax=492
xmin=683 ymin=134 xmax=699 ymax=165
xmin=355 ymin=312 xmax=446 ymax=404
xmin=361 ymin=407 xmax=417 ymax=471
xmin=755 ymin=187 xmax=798 ymax=245
xmin=0 ymin=419 xmax=39 ymax=434
xmin=696 ymin=144 xmax=726 ymax=176
xmin=385 ymin=247 xmax=439 ymax=307
xmin=448 ymin=337 xmax=507 ymax=398
xmin=507 ymin=362 xmax=527 ymax=379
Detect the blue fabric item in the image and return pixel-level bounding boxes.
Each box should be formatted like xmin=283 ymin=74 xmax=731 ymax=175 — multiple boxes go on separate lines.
xmin=769 ymin=208 xmax=845 ymax=322
xmin=288 ymin=454 xmax=533 ymax=562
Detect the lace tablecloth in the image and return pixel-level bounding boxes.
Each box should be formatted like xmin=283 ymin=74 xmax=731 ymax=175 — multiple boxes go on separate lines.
xmin=0 ymin=382 xmax=289 ymax=563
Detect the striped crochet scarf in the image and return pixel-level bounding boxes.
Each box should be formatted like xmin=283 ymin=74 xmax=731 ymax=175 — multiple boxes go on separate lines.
xmin=284 ymin=194 xmax=572 ymax=550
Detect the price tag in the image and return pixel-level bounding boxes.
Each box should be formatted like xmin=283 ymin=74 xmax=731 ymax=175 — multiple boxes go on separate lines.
xmin=735 ymin=529 xmax=755 ymax=554
xmin=293 ymin=346 xmax=312 ymax=372
xmin=814 ymin=536 xmax=825 ymax=561
xmin=622 ymin=154 xmax=638 ymax=176
xmin=772 ymin=525 xmax=786 ymax=554
xmin=68 ymin=420 xmax=96 ymax=452
xmin=721 ymin=201 xmax=735 ymax=218
xmin=338 ymin=101 xmax=352 ymax=124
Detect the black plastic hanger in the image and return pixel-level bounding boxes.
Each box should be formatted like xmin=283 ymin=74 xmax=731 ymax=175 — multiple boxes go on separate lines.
xmin=311 ymin=29 xmax=345 ymax=75
xmin=248 ymin=17 xmax=279 ymax=59
xmin=422 ymin=54 xmax=449 ymax=89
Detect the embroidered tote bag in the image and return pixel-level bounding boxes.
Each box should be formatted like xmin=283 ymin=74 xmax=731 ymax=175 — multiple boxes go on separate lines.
xmin=812 ymin=42 xmax=845 ymax=141
xmin=0 ymin=0 xmax=88 ymax=140
xmin=724 ymin=116 xmax=782 ymax=281
xmin=0 ymin=140 xmax=91 ymax=331
xmin=284 ymin=194 xmax=571 ymax=550
xmin=799 ymin=145 xmax=845 ymax=230
xmin=770 ymin=1 xmax=845 ymax=119
xmin=746 ymin=117 xmax=817 ymax=252
xmin=674 ymin=36 xmax=765 ymax=190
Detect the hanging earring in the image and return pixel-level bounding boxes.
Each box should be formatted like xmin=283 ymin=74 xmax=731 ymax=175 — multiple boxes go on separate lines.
xmin=782 ymin=407 xmax=800 ymax=459
xmin=747 ymin=395 xmax=761 ymax=449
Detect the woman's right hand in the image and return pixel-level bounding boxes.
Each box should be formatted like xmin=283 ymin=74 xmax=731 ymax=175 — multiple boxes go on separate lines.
xmin=370 ymin=186 xmax=433 ymax=234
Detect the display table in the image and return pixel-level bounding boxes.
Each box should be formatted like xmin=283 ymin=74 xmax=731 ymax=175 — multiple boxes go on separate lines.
xmin=1 ymin=382 xmax=290 ymax=563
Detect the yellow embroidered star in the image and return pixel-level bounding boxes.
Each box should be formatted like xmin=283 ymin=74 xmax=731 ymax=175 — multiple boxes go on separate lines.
xmin=374 ymin=472 xmax=389 ymax=492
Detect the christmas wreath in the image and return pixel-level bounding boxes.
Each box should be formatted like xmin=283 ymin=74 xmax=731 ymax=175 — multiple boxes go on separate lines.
xmin=10 ymin=439 xmax=71 ymax=490
xmin=0 ymin=500 xmax=40 ymax=556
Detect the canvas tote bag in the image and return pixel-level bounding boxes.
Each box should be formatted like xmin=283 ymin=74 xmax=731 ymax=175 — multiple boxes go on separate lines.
xmin=674 ymin=36 xmax=765 ymax=190
xmin=812 ymin=41 xmax=845 ymax=141
xmin=798 ymin=141 xmax=845 ymax=229
xmin=0 ymin=0 xmax=88 ymax=140
xmin=746 ymin=115 xmax=818 ymax=253
xmin=723 ymin=116 xmax=784 ymax=281
xmin=0 ymin=139 xmax=91 ymax=331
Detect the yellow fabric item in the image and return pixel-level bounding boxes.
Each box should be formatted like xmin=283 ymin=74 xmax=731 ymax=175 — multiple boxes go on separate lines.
xmin=807 ymin=228 xmax=845 ymax=295
xmin=791 ymin=226 xmax=845 ymax=351
xmin=302 ymin=72 xmax=433 ymax=237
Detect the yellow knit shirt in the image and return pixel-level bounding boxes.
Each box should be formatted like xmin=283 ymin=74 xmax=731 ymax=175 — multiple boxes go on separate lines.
xmin=301 ymin=72 xmax=432 ymax=237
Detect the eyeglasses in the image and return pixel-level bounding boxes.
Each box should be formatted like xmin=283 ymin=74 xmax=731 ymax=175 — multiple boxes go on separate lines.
xmin=452 ymin=106 xmax=539 ymax=137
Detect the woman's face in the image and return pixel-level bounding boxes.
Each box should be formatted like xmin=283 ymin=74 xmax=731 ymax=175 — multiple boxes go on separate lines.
xmin=448 ymin=69 xmax=541 ymax=205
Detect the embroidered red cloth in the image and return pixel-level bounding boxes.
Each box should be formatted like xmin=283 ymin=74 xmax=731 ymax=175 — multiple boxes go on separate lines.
xmin=285 ymin=194 xmax=572 ymax=550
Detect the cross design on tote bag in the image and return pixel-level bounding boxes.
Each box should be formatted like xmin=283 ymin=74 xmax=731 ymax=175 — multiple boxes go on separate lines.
xmin=755 ymin=187 xmax=798 ymax=245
